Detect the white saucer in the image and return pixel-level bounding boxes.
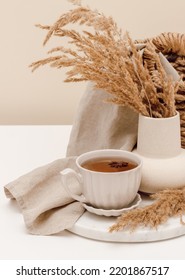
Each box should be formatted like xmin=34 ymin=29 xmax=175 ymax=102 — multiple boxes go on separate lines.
xmin=82 ymin=193 xmax=141 ymax=217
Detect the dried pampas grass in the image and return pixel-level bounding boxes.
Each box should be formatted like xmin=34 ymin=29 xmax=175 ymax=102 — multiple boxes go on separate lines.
xmin=30 ymin=0 xmax=179 ymax=118
xmin=109 ymin=188 xmax=185 ymax=233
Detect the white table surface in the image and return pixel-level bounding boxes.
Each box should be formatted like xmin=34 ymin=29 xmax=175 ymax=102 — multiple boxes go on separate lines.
xmin=0 ymin=125 xmax=185 ymax=260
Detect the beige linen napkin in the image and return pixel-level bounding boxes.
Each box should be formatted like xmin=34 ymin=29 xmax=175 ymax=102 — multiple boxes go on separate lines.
xmin=67 ymin=83 xmax=138 ymax=156
xmin=4 ymin=84 xmax=138 ymax=235
xmin=4 ymin=158 xmax=85 ymax=235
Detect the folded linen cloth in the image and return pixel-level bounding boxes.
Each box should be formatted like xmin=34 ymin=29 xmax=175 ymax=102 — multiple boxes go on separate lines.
xmin=4 ymin=158 xmax=85 ymax=235
xmin=67 ymin=83 xmax=138 ymax=156
xmin=4 ymin=84 xmax=138 ymax=235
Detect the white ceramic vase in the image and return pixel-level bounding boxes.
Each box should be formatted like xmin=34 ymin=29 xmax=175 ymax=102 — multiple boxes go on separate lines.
xmin=133 ymin=112 xmax=185 ymax=193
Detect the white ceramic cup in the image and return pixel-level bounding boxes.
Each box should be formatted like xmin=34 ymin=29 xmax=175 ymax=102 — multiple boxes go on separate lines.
xmin=61 ymin=149 xmax=142 ymax=210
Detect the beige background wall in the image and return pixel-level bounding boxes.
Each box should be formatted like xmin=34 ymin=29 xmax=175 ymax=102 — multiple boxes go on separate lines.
xmin=0 ymin=0 xmax=184 ymax=124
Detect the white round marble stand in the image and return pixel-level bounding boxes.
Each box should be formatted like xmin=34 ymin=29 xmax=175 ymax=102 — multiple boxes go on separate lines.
xmin=68 ymin=194 xmax=185 ymax=242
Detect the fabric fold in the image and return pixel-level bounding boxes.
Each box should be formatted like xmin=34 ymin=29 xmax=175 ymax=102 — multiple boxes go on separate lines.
xmin=4 ymin=157 xmax=85 ymax=235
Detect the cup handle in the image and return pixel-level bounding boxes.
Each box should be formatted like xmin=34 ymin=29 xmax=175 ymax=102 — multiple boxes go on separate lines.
xmin=60 ymin=168 xmax=86 ymax=203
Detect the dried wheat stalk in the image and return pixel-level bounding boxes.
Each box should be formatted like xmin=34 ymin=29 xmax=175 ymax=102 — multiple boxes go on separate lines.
xmin=30 ymin=1 xmax=179 ymax=118
xmin=109 ymin=188 xmax=185 ymax=233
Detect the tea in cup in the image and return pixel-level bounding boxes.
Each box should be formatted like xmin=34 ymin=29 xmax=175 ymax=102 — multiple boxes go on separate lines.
xmin=61 ymin=149 xmax=142 ymax=210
